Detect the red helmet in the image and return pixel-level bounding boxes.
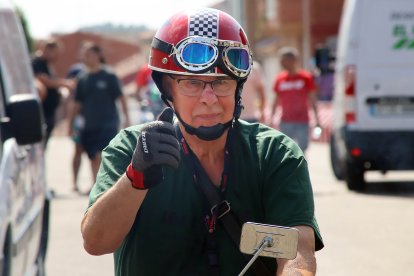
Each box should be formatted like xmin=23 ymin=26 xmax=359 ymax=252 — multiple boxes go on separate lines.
xmin=149 ymin=8 xmax=252 ymax=80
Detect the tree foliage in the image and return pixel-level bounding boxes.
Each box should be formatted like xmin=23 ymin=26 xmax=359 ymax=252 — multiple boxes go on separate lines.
xmin=15 ymin=6 xmax=34 ymax=53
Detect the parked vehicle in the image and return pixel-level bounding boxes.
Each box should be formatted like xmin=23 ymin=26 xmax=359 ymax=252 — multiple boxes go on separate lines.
xmin=331 ymin=0 xmax=414 ymax=190
xmin=0 ymin=0 xmax=50 ymax=275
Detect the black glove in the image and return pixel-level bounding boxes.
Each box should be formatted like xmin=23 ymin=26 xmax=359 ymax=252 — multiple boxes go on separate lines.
xmin=126 ymin=108 xmax=180 ymax=189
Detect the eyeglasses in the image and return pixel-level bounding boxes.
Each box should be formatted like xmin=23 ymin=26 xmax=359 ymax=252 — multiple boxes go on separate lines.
xmin=168 ymin=75 xmax=237 ymax=97
xmin=153 ymin=36 xmax=252 ymax=78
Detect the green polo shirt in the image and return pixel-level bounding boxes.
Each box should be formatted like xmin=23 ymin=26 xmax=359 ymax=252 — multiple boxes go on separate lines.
xmin=88 ymin=120 xmax=324 ymax=276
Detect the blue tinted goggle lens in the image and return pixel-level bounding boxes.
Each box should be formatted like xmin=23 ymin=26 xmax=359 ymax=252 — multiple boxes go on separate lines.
xmin=182 ymin=43 xmax=215 ymax=65
xmin=227 ymin=49 xmax=250 ymax=70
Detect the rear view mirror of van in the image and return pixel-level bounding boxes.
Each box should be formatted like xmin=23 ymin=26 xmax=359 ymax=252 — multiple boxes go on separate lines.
xmin=2 ymin=94 xmax=45 ymax=145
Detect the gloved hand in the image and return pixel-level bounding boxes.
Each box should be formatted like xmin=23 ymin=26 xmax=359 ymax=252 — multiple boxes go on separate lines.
xmin=126 ymin=108 xmax=180 ymax=189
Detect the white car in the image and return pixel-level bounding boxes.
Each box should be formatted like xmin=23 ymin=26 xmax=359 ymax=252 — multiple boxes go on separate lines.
xmin=331 ymin=0 xmax=414 ymax=190
xmin=0 ymin=1 xmax=50 ymax=275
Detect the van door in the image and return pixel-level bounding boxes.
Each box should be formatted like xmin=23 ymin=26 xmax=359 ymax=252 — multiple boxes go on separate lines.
xmin=355 ymin=0 xmax=414 ymax=131
xmin=0 ymin=6 xmax=46 ymax=275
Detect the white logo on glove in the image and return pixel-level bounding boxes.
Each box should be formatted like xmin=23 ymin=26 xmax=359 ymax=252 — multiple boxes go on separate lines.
xmin=142 ymin=132 xmax=149 ymax=153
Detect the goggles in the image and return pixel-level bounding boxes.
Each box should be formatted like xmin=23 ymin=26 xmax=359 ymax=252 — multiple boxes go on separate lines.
xmin=152 ymin=36 xmax=252 ymax=79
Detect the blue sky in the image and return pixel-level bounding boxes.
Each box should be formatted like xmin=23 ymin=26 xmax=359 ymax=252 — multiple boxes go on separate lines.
xmin=12 ymin=0 xmax=220 ymax=38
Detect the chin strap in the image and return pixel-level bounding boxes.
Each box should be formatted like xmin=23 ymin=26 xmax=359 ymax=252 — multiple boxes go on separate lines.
xmin=174 ymin=111 xmax=233 ymax=141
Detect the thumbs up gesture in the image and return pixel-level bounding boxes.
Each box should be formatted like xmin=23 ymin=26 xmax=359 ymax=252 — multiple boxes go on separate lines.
xmin=126 ymin=108 xmax=180 ymax=189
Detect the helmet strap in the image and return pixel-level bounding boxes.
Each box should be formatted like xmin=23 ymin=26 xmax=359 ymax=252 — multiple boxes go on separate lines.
xmin=233 ymin=79 xmax=246 ymax=120
xmin=174 ymin=111 xmax=233 ymax=141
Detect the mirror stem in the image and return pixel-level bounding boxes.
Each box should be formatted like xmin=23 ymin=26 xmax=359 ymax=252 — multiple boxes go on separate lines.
xmin=238 ymin=236 xmax=273 ymax=276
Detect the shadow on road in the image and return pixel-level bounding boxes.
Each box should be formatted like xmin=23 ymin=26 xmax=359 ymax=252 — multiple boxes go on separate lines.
xmin=362 ymin=180 xmax=414 ymax=197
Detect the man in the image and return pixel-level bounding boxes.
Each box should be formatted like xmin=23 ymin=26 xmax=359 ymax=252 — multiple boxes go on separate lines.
xmin=68 ymin=43 xmax=130 ymax=190
xmin=271 ymin=47 xmax=320 ymax=154
xmin=81 ymin=9 xmax=323 ymax=276
xmin=240 ymin=61 xmax=267 ymax=123
xmin=32 ymin=39 xmax=75 ymax=146
xmin=66 ymin=61 xmax=86 ymax=192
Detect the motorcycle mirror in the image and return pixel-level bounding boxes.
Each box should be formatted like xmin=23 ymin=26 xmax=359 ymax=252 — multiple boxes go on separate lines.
xmin=238 ymin=222 xmax=299 ymax=276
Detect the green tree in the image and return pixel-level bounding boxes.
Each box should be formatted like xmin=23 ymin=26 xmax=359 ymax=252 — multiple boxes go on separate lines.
xmin=15 ymin=6 xmax=34 ymax=53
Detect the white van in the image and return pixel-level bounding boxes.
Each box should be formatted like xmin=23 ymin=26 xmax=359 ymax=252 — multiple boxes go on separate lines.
xmin=0 ymin=0 xmax=50 ymax=275
xmin=330 ymin=0 xmax=414 ymax=190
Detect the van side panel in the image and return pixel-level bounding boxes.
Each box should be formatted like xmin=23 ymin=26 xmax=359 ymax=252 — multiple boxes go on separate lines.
xmin=355 ymin=0 xmax=414 ymax=131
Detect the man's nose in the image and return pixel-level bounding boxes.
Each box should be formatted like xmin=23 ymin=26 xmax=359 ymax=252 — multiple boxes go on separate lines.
xmin=199 ymin=83 xmax=218 ymax=104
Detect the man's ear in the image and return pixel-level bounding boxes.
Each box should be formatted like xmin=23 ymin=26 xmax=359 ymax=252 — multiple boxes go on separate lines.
xmin=161 ymin=76 xmax=174 ymax=102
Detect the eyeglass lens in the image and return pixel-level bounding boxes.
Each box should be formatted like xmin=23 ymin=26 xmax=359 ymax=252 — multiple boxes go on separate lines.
xmin=177 ymin=79 xmax=236 ymax=97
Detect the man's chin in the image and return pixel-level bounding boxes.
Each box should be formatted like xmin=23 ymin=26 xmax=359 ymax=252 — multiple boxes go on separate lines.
xmin=195 ymin=121 xmax=222 ymax=128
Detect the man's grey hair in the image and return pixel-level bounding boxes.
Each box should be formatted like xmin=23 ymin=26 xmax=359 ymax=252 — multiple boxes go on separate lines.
xmin=277 ymin=47 xmax=299 ymax=59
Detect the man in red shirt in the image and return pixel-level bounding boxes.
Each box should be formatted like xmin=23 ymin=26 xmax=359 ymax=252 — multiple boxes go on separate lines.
xmin=271 ymin=47 xmax=320 ymax=153
xmin=135 ymin=63 xmax=165 ymax=121
xmin=135 ymin=63 xmax=152 ymax=98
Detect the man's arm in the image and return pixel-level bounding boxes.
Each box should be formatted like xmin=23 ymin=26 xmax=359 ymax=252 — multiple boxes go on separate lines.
xmin=270 ymin=94 xmax=280 ymax=127
xmin=67 ymin=101 xmax=81 ymax=137
xmin=82 ymin=108 xmax=180 ymax=256
xmin=276 ymin=225 xmax=316 ymax=276
xmin=81 ymin=174 xmax=147 ymax=255
xmin=36 ymin=73 xmax=74 ymax=90
xmin=308 ymin=91 xmax=320 ymax=126
xmin=81 ymin=174 xmax=148 ymax=255
xmin=256 ymin=77 xmax=267 ymax=123
xmin=34 ymin=78 xmax=47 ymax=101
xmin=118 ymin=94 xmax=130 ymax=128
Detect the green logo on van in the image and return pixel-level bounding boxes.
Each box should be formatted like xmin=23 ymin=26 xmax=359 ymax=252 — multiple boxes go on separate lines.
xmin=393 ymin=25 xmax=414 ymax=49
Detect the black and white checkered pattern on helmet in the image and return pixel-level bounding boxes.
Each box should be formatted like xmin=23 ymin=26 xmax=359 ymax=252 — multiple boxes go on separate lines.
xmin=188 ymin=9 xmax=218 ymax=38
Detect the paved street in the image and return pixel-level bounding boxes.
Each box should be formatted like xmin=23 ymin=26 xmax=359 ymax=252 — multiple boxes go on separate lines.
xmin=45 ymin=134 xmax=414 ymax=275
xmin=45 ymin=137 xmax=113 ymax=276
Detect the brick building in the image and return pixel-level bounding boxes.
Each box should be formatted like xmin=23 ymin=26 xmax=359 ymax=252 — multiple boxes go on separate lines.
xmin=41 ymin=31 xmax=143 ymax=87
xmin=244 ymin=0 xmax=344 ymax=62
xmin=241 ymin=0 xmax=344 ymax=95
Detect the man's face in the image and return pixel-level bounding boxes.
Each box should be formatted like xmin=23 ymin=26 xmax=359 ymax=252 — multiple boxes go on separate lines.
xmin=82 ymin=49 xmax=100 ymax=68
xmin=280 ymin=55 xmax=296 ymax=71
xmin=44 ymin=47 xmax=59 ymax=62
xmin=166 ymin=75 xmax=236 ymax=128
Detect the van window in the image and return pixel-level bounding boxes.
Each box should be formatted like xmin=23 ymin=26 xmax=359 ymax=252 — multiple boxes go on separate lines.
xmin=0 ymin=10 xmax=34 ymax=100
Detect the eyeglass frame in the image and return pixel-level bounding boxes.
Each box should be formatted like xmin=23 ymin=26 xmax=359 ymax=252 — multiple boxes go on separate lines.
xmin=167 ymin=75 xmax=237 ymax=97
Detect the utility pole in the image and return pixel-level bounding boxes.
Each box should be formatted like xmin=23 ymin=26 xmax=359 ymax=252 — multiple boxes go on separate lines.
xmin=302 ymin=0 xmax=311 ymax=69
xmin=230 ymin=0 xmax=244 ymax=27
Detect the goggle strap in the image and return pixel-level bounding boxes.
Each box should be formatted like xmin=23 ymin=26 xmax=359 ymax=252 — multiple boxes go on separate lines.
xmin=152 ymin=37 xmax=174 ymax=55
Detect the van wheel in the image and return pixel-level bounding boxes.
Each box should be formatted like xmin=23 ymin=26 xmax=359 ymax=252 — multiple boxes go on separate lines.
xmin=345 ymin=162 xmax=365 ymax=191
xmin=36 ymin=253 xmax=45 ymax=276
xmin=330 ymin=134 xmax=345 ymax=180
xmin=37 ymin=199 xmax=50 ymax=276
xmin=2 ymin=228 xmax=11 ymax=276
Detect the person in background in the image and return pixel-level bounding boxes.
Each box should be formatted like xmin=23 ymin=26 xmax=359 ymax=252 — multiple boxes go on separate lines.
xmin=135 ymin=63 xmax=165 ymax=122
xmin=66 ymin=61 xmax=86 ymax=192
xmin=68 ymin=43 xmax=130 ymax=192
xmin=239 ymin=61 xmax=266 ymax=123
xmin=32 ymin=39 xmax=75 ymax=147
xmin=314 ymin=45 xmax=335 ymax=101
xmin=271 ymin=47 xmax=320 ymax=154
xmin=81 ymin=8 xmax=323 ymax=276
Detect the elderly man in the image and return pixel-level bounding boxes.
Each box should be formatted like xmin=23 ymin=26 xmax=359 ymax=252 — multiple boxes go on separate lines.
xmin=81 ymin=8 xmax=323 ymax=276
